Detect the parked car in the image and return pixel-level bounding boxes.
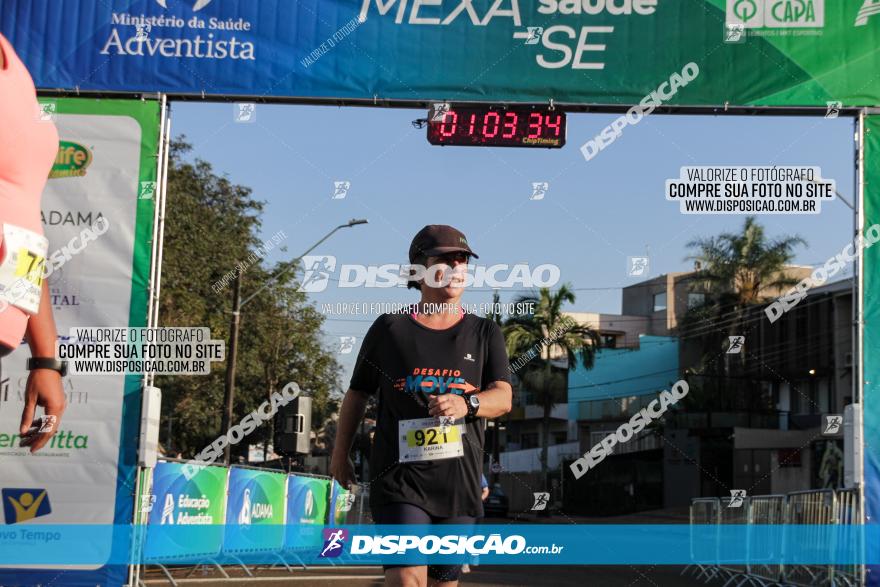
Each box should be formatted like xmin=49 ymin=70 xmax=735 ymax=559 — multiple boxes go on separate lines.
xmin=483 ymin=484 xmax=509 ymax=518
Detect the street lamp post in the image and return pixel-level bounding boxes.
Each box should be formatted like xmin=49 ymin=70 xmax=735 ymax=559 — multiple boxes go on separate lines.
xmin=220 ymin=275 xmax=241 ymax=465
xmin=220 ymin=218 xmax=368 ymax=465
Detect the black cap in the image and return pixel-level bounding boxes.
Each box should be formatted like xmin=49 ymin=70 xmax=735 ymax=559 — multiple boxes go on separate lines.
xmin=408 ymin=225 xmax=479 ymax=263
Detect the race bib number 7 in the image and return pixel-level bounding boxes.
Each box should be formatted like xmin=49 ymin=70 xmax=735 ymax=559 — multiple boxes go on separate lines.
xmin=0 ymin=224 xmax=48 ymax=315
xmin=399 ymin=417 xmax=465 ymax=463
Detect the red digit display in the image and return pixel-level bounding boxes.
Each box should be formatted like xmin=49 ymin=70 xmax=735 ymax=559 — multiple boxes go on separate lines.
xmin=527 ymin=112 xmax=542 ymax=139
xmin=502 ymin=112 xmax=518 ymax=138
xmin=483 ymin=112 xmax=500 ymax=138
xmin=545 ymin=113 xmax=562 ymax=137
xmin=439 ymin=111 xmax=457 ymax=137
xmin=427 ymin=106 xmax=566 ymax=148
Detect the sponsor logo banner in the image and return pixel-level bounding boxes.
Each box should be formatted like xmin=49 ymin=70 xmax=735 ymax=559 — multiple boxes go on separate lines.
xmin=0 ymin=98 xmax=159 ymax=587
xmin=2 ymin=488 xmax=52 ymax=524
xmin=726 ymin=0 xmax=824 ymax=29
xmin=223 ymin=467 xmax=286 ymax=552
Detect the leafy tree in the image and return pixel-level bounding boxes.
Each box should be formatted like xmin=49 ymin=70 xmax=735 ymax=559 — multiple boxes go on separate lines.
xmin=156 ymin=138 xmax=340 ymax=460
xmin=503 ymin=285 xmax=599 ymax=492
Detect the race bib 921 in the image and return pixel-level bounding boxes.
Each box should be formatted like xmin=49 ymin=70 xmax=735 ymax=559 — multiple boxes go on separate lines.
xmin=398 ymin=417 xmax=465 ymax=463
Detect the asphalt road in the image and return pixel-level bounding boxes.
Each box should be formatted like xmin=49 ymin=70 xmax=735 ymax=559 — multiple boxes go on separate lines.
xmin=463 ymin=565 xmax=710 ymax=586
xmin=142 ymin=564 xmax=711 ymax=586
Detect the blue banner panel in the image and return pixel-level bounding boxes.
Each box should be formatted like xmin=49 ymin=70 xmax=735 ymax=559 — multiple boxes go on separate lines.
xmin=143 ymin=462 xmax=228 ymax=562
xmin=223 ymin=467 xmax=286 ymax=553
xmin=284 ymin=475 xmax=329 ymax=551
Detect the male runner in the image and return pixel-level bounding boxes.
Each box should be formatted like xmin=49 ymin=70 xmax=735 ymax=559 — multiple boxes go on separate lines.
xmin=330 ymin=225 xmax=513 ymax=587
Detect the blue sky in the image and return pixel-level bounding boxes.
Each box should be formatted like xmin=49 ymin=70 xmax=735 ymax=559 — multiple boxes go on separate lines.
xmin=171 ymin=102 xmax=856 ymax=388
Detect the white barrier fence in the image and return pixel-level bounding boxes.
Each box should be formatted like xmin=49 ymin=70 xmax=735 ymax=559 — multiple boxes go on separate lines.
xmin=685 ymin=488 xmax=862 ymax=587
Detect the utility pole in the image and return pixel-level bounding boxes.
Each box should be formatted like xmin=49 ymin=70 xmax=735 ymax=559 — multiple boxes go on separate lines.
xmin=221 ymin=274 xmax=241 ymax=465
xmin=165 ymin=415 xmax=175 ymax=455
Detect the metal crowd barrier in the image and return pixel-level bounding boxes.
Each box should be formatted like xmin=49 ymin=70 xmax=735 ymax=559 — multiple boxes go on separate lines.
xmin=134 ymin=461 xmax=371 ymax=586
xmin=349 ymin=485 xmax=371 ymax=525
xmin=718 ymin=495 xmax=750 ymax=584
xmin=688 ymin=488 xmax=863 ymax=587
xmin=687 ymin=498 xmax=722 ymax=582
xmin=784 ymin=489 xmax=836 ymax=586
xmin=832 ymin=489 xmax=863 ymax=587
xmin=747 ymin=495 xmax=786 ymax=585
xmin=323 ymin=486 xmax=377 ymax=567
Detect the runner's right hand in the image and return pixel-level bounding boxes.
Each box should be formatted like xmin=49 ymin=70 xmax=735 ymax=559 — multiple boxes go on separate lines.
xmin=329 ymin=454 xmax=357 ymax=489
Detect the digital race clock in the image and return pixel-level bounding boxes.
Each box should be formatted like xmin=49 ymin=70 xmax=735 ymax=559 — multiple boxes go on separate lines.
xmin=427 ymin=105 xmax=566 ymax=148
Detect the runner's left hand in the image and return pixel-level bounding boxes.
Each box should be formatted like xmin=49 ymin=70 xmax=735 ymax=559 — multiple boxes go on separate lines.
xmin=428 ymin=394 xmax=467 ymax=419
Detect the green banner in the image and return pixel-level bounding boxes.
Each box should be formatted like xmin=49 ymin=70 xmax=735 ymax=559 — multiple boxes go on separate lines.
xmin=5 ymin=1 xmax=880 ymax=106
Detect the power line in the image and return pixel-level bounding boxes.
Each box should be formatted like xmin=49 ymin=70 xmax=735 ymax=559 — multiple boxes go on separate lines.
xmin=318 ymin=288 xmax=851 ymax=343
xmin=673 ymin=291 xmax=850 ymax=341
xmin=567 ymin=367 xmax=681 ymax=390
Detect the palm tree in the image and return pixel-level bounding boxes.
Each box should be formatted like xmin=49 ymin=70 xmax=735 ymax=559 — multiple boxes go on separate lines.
xmin=680 ymin=216 xmax=806 ymax=412
xmin=486 ymin=289 xmax=503 ymax=325
xmin=503 ymin=285 xmax=599 ymax=493
xmin=685 ymin=216 xmax=806 ymax=308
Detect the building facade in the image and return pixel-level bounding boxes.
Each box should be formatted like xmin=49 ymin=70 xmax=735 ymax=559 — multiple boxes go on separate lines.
xmin=562 ymin=271 xmax=851 ymax=515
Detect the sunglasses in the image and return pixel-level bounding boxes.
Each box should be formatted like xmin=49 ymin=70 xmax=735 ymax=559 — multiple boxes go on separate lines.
xmin=430 ymin=252 xmax=471 ymax=265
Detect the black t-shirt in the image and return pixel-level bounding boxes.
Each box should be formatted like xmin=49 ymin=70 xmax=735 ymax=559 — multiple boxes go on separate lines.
xmin=349 ymin=311 xmax=511 ymax=518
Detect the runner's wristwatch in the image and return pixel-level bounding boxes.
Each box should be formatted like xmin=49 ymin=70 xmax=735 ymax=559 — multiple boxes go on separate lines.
xmin=27 ymin=357 xmax=68 ymax=377
xmin=465 ymin=393 xmax=480 ymax=418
